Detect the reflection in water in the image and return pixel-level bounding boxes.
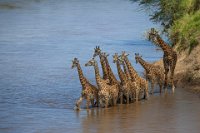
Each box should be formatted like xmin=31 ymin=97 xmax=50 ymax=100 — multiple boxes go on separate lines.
xmin=80 ymin=89 xmax=200 ymax=133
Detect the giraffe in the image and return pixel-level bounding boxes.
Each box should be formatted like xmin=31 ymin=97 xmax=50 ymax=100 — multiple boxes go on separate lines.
xmin=113 ymin=53 xmax=131 ymax=104
xmin=93 ymin=46 xmax=109 ymax=81
xmin=148 ymin=28 xmax=177 ymax=93
xmin=85 ymin=58 xmax=118 ymax=108
xmin=135 ymin=53 xmax=164 ymax=94
xmin=101 ymin=52 xmax=120 ymax=105
xmin=71 ymin=58 xmax=98 ymax=110
xmin=120 ymin=51 xmax=149 ymax=101
xmin=119 ymin=56 xmax=139 ymax=102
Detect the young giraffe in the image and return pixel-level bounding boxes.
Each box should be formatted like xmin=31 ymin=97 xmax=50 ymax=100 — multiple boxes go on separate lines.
xmin=93 ymin=46 xmax=109 ymax=81
xmin=101 ymin=52 xmax=120 ymax=105
xmin=71 ymin=58 xmax=98 ymax=110
xmin=85 ymin=58 xmax=118 ymax=108
xmin=148 ymin=28 xmax=177 ymax=93
xmin=120 ymin=51 xmax=149 ymax=101
xmin=135 ymin=53 xmax=164 ymax=94
xmin=113 ymin=53 xmax=131 ymax=104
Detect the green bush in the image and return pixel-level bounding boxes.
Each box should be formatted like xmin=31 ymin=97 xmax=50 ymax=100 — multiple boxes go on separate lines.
xmin=134 ymin=0 xmax=200 ymax=52
xmin=170 ymin=11 xmax=200 ymax=52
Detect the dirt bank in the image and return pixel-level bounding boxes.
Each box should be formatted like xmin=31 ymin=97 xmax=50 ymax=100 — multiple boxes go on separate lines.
xmin=154 ymin=45 xmax=200 ymax=95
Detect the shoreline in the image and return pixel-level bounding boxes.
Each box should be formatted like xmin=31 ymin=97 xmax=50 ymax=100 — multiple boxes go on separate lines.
xmin=153 ymin=45 xmax=200 ymax=96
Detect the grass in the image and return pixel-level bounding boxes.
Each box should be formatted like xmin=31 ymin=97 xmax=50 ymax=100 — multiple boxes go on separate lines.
xmin=170 ymin=10 xmax=200 ymax=53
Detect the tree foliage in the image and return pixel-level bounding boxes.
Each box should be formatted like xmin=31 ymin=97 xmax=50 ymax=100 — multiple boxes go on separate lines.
xmin=133 ymin=0 xmax=200 ymax=52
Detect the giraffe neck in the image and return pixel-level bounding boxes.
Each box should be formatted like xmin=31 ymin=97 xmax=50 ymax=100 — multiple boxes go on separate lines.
xmin=116 ymin=60 xmax=126 ymax=84
xmin=137 ymin=57 xmax=151 ymax=72
xmin=99 ymin=55 xmax=109 ymax=79
xmin=122 ymin=61 xmax=131 ymax=80
xmin=93 ymin=62 xmax=102 ymax=89
xmin=76 ymin=63 xmax=87 ymax=88
xmin=156 ymin=35 xmax=172 ymax=53
xmin=104 ymin=56 xmax=118 ymax=84
xmin=124 ymin=57 xmax=138 ymax=79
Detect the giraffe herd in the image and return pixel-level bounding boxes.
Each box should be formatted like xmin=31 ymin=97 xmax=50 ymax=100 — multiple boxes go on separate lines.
xmin=72 ymin=29 xmax=177 ymax=110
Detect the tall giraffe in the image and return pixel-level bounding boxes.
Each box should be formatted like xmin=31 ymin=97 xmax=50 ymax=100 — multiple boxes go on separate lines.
xmin=120 ymin=51 xmax=149 ymax=101
xmin=101 ymin=52 xmax=120 ymax=105
xmin=121 ymin=57 xmax=131 ymax=80
xmin=113 ymin=53 xmax=132 ymax=104
xmin=119 ymin=57 xmax=138 ymax=102
xmin=71 ymin=58 xmax=98 ymax=110
xmin=101 ymin=52 xmax=119 ymax=85
xmin=148 ymin=28 xmax=177 ymax=93
xmin=85 ymin=58 xmax=118 ymax=108
xmin=93 ymin=46 xmax=109 ymax=80
xmin=135 ymin=53 xmax=164 ymax=94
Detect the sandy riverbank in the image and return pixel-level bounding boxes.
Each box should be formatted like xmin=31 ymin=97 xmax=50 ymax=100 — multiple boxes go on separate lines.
xmin=153 ymin=45 xmax=200 ymax=95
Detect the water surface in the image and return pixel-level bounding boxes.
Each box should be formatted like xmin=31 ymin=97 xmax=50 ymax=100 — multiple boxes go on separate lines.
xmin=0 ymin=0 xmax=200 ymax=133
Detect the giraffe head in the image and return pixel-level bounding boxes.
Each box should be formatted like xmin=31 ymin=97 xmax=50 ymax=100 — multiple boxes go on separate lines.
xmin=71 ymin=58 xmax=79 ymax=69
xmin=101 ymin=52 xmax=109 ymax=61
xmin=93 ymin=46 xmax=101 ymax=57
xmin=120 ymin=51 xmax=129 ymax=61
xmin=113 ymin=53 xmax=119 ymax=63
xmin=85 ymin=58 xmax=97 ymax=67
xmin=148 ymin=28 xmax=160 ymax=45
xmin=135 ymin=53 xmax=142 ymax=64
xmin=118 ymin=57 xmax=124 ymax=65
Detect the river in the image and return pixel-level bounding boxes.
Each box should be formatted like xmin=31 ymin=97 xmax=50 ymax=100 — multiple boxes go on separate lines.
xmin=0 ymin=0 xmax=200 ymax=133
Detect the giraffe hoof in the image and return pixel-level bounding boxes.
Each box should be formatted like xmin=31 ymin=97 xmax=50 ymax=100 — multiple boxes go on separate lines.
xmin=74 ymin=106 xmax=81 ymax=111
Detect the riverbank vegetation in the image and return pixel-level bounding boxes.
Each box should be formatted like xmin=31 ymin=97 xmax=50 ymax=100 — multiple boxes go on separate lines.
xmin=133 ymin=0 xmax=200 ymax=53
xmin=133 ymin=0 xmax=200 ymax=93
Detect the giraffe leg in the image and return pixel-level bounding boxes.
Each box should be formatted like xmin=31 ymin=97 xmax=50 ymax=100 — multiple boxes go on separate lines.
xmin=114 ymin=97 xmax=118 ymax=105
xmin=150 ymin=81 xmax=154 ymax=95
xmin=159 ymin=82 xmax=163 ymax=94
xmin=74 ymin=96 xmax=83 ymax=110
xmin=90 ymin=99 xmax=95 ymax=107
xmin=120 ymin=91 xmax=123 ymax=104
xmin=126 ymin=93 xmax=129 ymax=104
xmin=89 ymin=93 xmax=95 ymax=107
xmin=86 ymin=98 xmax=90 ymax=109
xmin=145 ymin=82 xmax=149 ymax=99
xmin=99 ymin=98 xmax=103 ymax=108
xmin=96 ymin=94 xmax=99 ymax=107
xmin=105 ymin=98 xmax=109 ymax=108
xmin=135 ymin=89 xmax=139 ymax=102
xmin=170 ymin=67 xmax=175 ymax=93
xmin=112 ymin=98 xmax=115 ymax=106
xmin=163 ymin=61 xmax=169 ymax=93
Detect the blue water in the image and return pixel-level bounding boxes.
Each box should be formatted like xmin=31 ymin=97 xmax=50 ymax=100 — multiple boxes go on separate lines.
xmin=0 ymin=0 xmax=170 ymax=132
